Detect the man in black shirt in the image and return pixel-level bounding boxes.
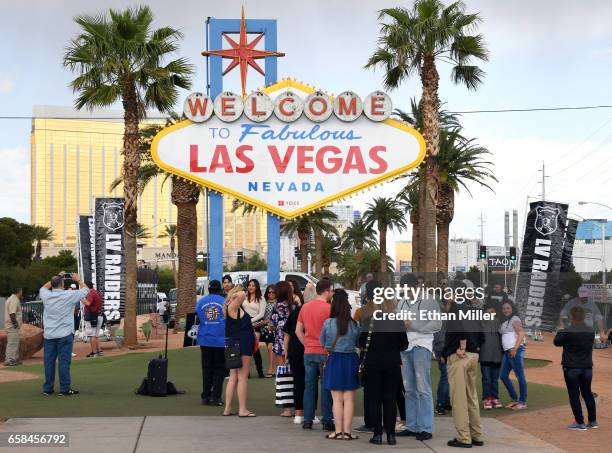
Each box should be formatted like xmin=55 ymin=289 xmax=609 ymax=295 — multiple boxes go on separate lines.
xmin=554 ymin=306 xmax=598 ymax=431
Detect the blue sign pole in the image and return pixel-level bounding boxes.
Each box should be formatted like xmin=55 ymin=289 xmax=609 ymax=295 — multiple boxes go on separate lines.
xmin=207 ymin=17 xmax=280 ymax=284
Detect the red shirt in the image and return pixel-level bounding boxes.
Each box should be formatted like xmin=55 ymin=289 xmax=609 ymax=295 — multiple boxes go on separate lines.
xmin=297 ymin=298 xmax=330 ymax=354
xmin=84 ymin=289 xmax=102 ymax=315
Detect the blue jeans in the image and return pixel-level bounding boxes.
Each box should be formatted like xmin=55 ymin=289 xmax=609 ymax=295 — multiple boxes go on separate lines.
xmin=303 ymin=354 xmax=332 ymax=425
xmin=401 ymin=347 xmax=434 ymax=433
xmin=563 ymin=368 xmax=596 ymax=424
xmin=500 ymin=345 xmax=527 ymax=404
xmin=437 ymin=358 xmax=450 ymax=407
xmin=480 ymin=364 xmax=501 ymax=399
xmin=43 ymin=334 xmax=74 ymax=393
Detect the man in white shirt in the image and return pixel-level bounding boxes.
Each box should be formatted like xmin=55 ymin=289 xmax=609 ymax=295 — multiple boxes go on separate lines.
xmin=40 ymin=272 xmax=89 ymax=396
xmin=397 ymin=274 xmax=442 ymax=441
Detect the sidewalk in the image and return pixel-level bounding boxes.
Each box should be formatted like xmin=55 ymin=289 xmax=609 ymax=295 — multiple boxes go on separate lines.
xmin=0 ymin=416 xmax=561 ymax=453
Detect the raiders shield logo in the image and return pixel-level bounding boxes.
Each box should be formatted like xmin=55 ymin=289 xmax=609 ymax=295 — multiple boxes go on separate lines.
xmin=103 ymin=202 xmax=124 ymax=231
xmin=534 ymin=206 xmax=560 ymax=236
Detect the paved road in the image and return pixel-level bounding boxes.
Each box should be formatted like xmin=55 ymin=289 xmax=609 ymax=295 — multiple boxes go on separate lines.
xmin=0 ymin=416 xmax=561 ymax=453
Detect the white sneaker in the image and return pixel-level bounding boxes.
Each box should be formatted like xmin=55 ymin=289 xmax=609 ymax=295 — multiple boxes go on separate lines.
xmin=313 ymin=416 xmax=321 ymax=424
xmin=293 ymin=416 xmax=303 ymax=424
xmin=71 ymin=353 xmax=76 ymax=357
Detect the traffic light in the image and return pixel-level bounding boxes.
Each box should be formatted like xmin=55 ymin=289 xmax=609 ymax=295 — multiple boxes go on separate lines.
xmin=237 ymin=251 xmax=244 ymax=264
xmin=509 ymin=246 xmax=517 ymax=261
xmin=479 ymin=245 xmax=487 ymax=260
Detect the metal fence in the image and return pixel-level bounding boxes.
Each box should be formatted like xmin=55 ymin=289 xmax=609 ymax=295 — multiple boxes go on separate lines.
xmin=22 ymin=281 xmax=159 ymax=327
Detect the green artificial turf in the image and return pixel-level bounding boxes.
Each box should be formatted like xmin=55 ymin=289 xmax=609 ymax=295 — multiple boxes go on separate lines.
xmin=0 ymin=348 xmax=566 ymax=418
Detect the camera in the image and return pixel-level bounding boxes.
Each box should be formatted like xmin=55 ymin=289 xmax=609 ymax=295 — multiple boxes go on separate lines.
xmin=63 ymin=272 xmax=73 ymax=280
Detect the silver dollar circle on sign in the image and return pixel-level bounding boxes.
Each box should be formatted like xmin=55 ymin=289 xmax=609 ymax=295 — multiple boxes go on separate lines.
xmin=244 ymin=91 xmax=274 ymax=122
xmin=274 ymin=90 xmax=303 ymax=123
xmin=363 ymin=91 xmax=392 ymax=122
xmin=214 ymin=91 xmax=244 ymax=122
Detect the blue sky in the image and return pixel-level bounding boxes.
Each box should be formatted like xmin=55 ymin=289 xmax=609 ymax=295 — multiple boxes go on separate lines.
xmin=1 ymin=0 xmax=612 ymax=249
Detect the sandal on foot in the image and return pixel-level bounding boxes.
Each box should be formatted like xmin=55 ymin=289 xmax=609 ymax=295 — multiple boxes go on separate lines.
xmin=343 ymin=432 xmax=359 ymax=440
xmin=326 ymin=432 xmax=344 ymax=440
xmin=238 ymin=412 xmax=257 ymax=418
xmin=223 ymin=412 xmax=236 ymax=416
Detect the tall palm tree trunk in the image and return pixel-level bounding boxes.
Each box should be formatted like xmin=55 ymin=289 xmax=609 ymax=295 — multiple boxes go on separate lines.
xmin=419 ymin=55 xmax=440 ymax=281
xmin=170 ymin=236 xmax=178 ymax=286
xmin=35 ymin=240 xmax=42 ymax=261
xmin=175 ymin=202 xmax=197 ymax=325
xmin=411 ymin=219 xmax=419 ymax=274
xmin=436 ymin=186 xmax=454 ymax=277
xmin=173 ymin=180 xmax=199 ymax=329
xmin=378 ymin=220 xmax=387 ymax=282
xmin=314 ymin=231 xmax=323 ymax=277
xmin=121 ymin=79 xmax=140 ymax=347
xmin=298 ymin=229 xmax=309 ymax=273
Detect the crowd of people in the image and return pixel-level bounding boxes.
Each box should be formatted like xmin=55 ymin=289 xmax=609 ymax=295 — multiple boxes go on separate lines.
xmin=191 ymin=272 xmax=601 ymax=448
xmin=1 ymin=269 xmax=601 ymax=447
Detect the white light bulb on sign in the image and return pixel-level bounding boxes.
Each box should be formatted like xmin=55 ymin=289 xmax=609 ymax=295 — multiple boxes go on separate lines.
xmin=333 ymin=91 xmax=363 ymax=122
xmin=363 ymin=91 xmax=392 ymax=122
xmin=244 ymin=91 xmax=274 ymax=122
xmin=303 ymin=91 xmax=333 ymax=123
xmin=274 ymin=90 xmax=303 ymax=123
xmin=183 ymin=92 xmax=214 ymax=123
xmin=214 ymin=91 xmax=244 ymax=122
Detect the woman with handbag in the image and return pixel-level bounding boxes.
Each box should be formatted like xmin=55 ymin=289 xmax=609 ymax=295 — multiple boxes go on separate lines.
xmin=270 ymin=281 xmax=295 ymax=373
xmin=360 ymin=294 xmax=408 ymax=446
xmin=260 ymin=284 xmax=277 ymax=377
xmin=243 ymin=279 xmax=266 ymax=378
xmin=223 ymin=287 xmax=256 ymax=417
xmin=283 ymin=291 xmax=304 ymax=423
xmin=320 ymin=289 xmax=361 ymax=440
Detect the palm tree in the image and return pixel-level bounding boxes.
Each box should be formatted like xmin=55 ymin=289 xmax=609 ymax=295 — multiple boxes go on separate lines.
xmin=135 ymin=223 xmax=151 ymax=240
xmin=64 ymin=6 xmax=193 ymax=346
xmin=281 ymin=209 xmax=337 ymax=274
xmin=404 ymin=128 xmax=496 ymax=273
xmin=310 ymin=210 xmax=339 ymax=277
xmin=337 ymin=247 xmax=394 ymax=289
xmin=366 ymin=0 xmax=488 ymax=278
xmin=394 ymin=98 xmax=460 ymax=273
xmin=321 ymin=234 xmax=341 ymax=275
xmin=110 ymin=118 xmax=201 ymax=329
xmin=363 ymin=197 xmax=407 ymax=281
xmin=341 ymin=219 xmax=378 ymax=256
xmin=32 ymin=226 xmax=54 ymax=261
xmin=159 ymin=224 xmax=178 ymax=285
xmin=396 ymin=184 xmax=420 ymax=272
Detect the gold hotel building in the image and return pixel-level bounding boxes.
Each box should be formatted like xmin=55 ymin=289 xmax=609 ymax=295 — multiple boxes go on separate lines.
xmin=31 ymin=106 xmax=268 ymax=263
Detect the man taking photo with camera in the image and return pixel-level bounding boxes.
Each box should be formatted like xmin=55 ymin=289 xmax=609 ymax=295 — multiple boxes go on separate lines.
xmin=40 ymin=271 xmax=89 ymax=396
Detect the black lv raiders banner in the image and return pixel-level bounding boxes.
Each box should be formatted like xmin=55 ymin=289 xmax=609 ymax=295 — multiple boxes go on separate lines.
xmin=515 ymin=201 xmax=568 ymax=331
xmin=560 ymin=218 xmax=578 ymax=273
xmin=95 ymin=198 xmax=125 ymax=322
xmin=77 ymin=215 xmax=96 ymax=285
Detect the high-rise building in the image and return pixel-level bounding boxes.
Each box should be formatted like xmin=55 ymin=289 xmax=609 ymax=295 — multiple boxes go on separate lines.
xmin=395 ymin=241 xmax=412 ymax=273
xmin=328 ymin=204 xmax=354 ymax=237
xmin=30 ymin=106 xmax=267 ymax=262
xmin=448 ymin=238 xmax=480 ymax=273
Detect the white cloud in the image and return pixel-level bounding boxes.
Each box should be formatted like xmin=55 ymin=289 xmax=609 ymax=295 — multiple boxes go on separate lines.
xmin=0 ymin=76 xmax=14 ymax=94
xmin=0 ymin=146 xmax=30 ymax=222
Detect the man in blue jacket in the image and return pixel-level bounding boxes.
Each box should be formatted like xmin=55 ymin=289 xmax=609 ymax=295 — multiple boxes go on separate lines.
xmin=196 ymin=280 xmax=226 ymax=406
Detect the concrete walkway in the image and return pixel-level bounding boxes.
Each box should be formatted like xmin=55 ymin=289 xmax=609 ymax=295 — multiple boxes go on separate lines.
xmin=0 ymin=416 xmax=561 ymax=453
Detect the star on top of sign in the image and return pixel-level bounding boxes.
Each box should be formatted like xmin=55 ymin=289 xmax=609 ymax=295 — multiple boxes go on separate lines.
xmin=202 ymin=6 xmax=285 ymax=97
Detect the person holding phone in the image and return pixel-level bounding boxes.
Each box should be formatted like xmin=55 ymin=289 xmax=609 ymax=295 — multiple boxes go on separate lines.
xmin=40 ymin=271 xmax=89 ymax=396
